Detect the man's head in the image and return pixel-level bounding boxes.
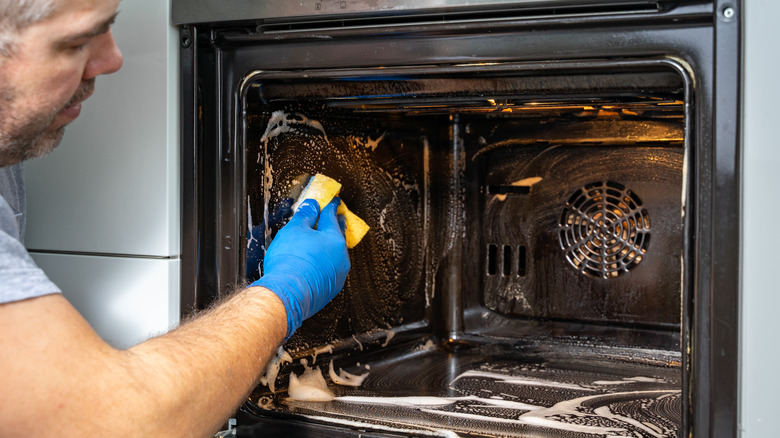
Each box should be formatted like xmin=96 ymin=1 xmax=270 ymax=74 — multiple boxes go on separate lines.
xmin=0 ymin=0 xmax=123 ymax=167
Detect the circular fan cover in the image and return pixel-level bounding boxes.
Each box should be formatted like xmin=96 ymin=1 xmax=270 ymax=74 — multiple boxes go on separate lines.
xmin=558 ymin=181 xmax=651 ymax=279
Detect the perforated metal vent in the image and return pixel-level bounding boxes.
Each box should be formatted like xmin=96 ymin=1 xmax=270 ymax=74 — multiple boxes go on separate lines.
xmin=558 ymin=181 xmax=651 ymax=279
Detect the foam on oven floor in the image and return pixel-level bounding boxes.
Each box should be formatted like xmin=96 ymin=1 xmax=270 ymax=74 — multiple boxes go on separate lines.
xmin=246 ymin=341 xmax=681 ymax=437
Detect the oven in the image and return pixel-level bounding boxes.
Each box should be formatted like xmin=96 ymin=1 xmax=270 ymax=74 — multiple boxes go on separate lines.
xmin=173 ymin=1 xmax=740 ymax=436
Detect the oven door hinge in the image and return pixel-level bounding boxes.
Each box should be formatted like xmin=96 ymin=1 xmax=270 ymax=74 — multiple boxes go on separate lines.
xmin=213 ymin=418 xmax=237 ymax=438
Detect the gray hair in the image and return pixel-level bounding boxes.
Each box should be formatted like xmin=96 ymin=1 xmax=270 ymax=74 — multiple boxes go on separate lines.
xmin=0 ymin=0 xmax=57 ymax=56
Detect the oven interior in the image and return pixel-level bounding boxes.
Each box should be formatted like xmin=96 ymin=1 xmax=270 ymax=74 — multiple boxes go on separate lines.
xmin=240 ymin=63 xmax=686 ymax=437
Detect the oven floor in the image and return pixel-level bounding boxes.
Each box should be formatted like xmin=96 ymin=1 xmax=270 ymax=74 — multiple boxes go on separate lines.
xmin=245 ymin=338 xmax=681 ymax=437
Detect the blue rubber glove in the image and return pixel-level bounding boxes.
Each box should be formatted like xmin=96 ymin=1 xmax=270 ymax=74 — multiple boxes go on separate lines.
xmin=246 ymin=197 xmax=294 ymax=280
xmin=250 ymin=198 xmax=350 ymax=339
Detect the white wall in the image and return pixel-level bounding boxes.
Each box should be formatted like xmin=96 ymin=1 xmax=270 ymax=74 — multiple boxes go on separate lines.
xmin=740 ymin=0 xmax=780 ymax=435
xmin=25 ymin=0 xmax=180 ymax=348
xmin=30 ymin=253 xmax=180 ymax=349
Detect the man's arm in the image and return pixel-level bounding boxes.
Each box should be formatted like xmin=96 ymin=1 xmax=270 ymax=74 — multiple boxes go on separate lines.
xmin=0 ymin=198 xmax=349 ymax=437
xmin=0 ymin=286 xmax=284 ymax=437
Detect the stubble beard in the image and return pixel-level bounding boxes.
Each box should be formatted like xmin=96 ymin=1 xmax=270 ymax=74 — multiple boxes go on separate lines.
xmin=0 ymin=79 xmax=94 ymax=167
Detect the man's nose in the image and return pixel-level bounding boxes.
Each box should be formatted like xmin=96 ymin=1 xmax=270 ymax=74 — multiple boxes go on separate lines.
xmin=83 ymin=30 xmax=124 ymax=80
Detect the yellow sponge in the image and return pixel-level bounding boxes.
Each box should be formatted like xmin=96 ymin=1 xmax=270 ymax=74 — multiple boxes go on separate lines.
xmin=336 ymin=201 xmax=370 ymax=249
xmin=292 ymin=174 xmax=342 ymax=212
xmin=294 ymin=173 xmax=369 ymax=248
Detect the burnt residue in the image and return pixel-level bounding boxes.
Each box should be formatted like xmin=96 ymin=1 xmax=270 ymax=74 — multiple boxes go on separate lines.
xmin=245 ymin=103 xmax=432 ymax=350
xmin=466 ymin=115 xmax=684 ymax=331
xmin=244 ymin=98 xmax=685 ymax=349
xmin=256 ymin=73 xmax=684 ymax=114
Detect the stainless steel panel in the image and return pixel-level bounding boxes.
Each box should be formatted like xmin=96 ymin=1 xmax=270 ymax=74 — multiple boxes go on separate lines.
xmin=171 ymin=0 xmax=663 ymax=25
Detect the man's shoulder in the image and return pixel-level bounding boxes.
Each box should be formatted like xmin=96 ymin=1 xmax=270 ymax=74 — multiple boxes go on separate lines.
xmin=0 ymin=164 xmax=25 ymax=241
xmin=0 ymin=164 xmax=60 ymax=304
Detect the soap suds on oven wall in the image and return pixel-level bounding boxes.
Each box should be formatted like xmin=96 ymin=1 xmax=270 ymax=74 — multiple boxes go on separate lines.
xmin=251 ymin=108 xmax=427 ymax=348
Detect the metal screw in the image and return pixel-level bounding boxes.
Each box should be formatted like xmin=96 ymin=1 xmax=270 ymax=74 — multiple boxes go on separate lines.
xmin=721 ymin=5 xmax=736 ymax=22
xmin=181 ymin=34 xmax=192 ymax=49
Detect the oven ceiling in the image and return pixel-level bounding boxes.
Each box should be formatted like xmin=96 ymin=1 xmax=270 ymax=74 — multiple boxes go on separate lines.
xmin=171 ymin=0 xmax=703 ymax=25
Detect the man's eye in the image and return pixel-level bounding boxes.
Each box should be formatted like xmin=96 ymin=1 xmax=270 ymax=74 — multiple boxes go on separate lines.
xmin=64 ymin=38 xmax=92 ymax=52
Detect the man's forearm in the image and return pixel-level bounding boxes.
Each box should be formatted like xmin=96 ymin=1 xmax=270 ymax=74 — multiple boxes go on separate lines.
xmin=122 ymin=286 xmax=287 ymax=436
xmin=0 ymin=287 xmax=286 ymax=438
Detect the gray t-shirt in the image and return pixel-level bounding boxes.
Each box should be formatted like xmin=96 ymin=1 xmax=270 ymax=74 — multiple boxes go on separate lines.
xmin=0 ymin=164 xmax=61 ymax=303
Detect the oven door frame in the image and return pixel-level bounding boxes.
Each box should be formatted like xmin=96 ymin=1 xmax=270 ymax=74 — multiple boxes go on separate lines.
xmin=178 ymin=1 xmax=741 ymax=435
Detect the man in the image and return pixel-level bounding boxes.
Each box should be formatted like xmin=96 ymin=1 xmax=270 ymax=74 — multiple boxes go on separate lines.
xmin=0 ymin=1 xmax=351 ymax=436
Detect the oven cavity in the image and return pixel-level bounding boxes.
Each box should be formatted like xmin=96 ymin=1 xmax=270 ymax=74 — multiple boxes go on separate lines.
xmin=239 ymin=61 xmax=687 ymax=437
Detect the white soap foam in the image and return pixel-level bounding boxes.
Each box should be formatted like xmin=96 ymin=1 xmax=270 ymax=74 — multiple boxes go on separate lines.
xmin=287 ymin=359 xmax=334 ymax=402
xmin=517 ymin=413 xmax=626 ymax=435
xmin=331 ymin=390 xmax=679 ymax=436
xmin=518 ymin=390 xmax=679 ymax=436
xmin=593 ymin=406 xmax=666 ymax=438
xmin=381 ymin=329 xmax=396 ymax=347
xmin=259 ymin=347 xmax=292 ymax=393
xmin=299 ymin=414 xmax=459 ymax=438
xmin=592 ymin=376 xmax=668 ymax=386
xmin=352 ymin=334 xmax=364 ymax=351
xmin=334 ymin=395 xmax=541 ymax=411
xmin=328 ymin=360 xmax=369 ymax=387
xmin=365 ymin=132 xmax=386 ymax=151
xmin=311 ymin=344 xmax=333 ymax=363
xmin=413 ymin=339 xmax=437 ymax=352
xmin=260 ymin=110 xmax=329 ymax=144
xmin=246 ymin=198 xmax=256 ymax=249
xmin=452 ymin=370 xmax=592 ymax=391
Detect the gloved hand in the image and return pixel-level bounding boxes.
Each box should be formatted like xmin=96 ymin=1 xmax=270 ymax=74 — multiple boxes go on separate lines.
xmin=250 ymin=198 xmax=350 ymax=339
xmin=246 ymin=197 xmax=294 ymax=280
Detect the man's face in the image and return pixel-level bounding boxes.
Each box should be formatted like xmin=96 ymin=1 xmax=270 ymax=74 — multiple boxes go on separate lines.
xmin=0 ymin=0 xmax=123 ymax=167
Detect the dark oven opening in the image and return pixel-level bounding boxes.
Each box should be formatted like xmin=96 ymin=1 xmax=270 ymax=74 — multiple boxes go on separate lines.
xmin=239 ymin=61 xmax=687 ymax=437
